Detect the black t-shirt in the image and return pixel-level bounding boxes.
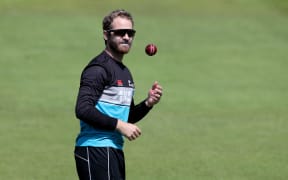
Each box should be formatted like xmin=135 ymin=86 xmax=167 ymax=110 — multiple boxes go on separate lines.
xmin=75 ymin=51 xmax=152 ymax=131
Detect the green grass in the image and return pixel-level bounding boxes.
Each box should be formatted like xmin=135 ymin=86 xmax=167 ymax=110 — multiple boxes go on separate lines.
xmin=1 ymin=0 xmax=288 ymax=179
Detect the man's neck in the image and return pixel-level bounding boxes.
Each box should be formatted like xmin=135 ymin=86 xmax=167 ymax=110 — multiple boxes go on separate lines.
xmin=105 ymin=48 xmax=123 ymax=63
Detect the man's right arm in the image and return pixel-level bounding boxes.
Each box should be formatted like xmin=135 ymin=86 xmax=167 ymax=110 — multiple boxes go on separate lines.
xmin=75 ymin=65 xmax=118 ymax=130
xmin=75 ymin=65 xmax=142 ymax=140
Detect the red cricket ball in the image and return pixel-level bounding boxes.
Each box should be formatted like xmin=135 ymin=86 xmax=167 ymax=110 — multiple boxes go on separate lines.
xmin=145 ymin=44 xmax=157 ymax=56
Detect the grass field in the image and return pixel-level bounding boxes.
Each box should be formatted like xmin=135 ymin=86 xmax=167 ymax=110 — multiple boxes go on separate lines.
xmin=1 ymin=0 xmax=288 ymax=179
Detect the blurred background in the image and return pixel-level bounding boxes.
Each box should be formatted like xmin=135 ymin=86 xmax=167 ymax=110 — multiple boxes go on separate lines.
xmin=1 ymin=0 xmax=288 ymax=179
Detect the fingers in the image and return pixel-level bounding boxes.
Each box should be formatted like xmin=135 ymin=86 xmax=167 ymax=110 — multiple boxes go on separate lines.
xmin=154 ymin=88 xmax=163 ymax=97
xmin=152 ymin=81 xmax=162 ymax=90
xmin=117 ymin=121 xmax=142 ymax=141
xmin=127 ymin=127 xmax=141 ymax=141
xmin=153 ymin=81 xmax=163 ymax=92
xmin=146 ymin=81 xmax=163 ymax=107
xmin=151 ymin=81 xmax=162 ymax=96
xmin=152 ymin=81 xmax=158 ymax=90
xmin=151 ymin=84 xmax=163 ymax=100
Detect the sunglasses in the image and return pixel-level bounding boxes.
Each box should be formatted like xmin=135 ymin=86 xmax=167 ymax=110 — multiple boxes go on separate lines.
xmin=106 ymin=29 xmax=136 ymax=37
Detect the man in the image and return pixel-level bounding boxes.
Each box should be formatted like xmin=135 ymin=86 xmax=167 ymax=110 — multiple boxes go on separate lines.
xmin=74 ymin=9 xmax=163 ymax=180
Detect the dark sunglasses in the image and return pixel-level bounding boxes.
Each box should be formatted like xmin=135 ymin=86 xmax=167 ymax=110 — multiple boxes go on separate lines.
xmin=106 ymin=29 xmax=136 ymax=37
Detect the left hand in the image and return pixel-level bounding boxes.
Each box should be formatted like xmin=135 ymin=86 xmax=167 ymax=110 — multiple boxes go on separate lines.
xmin=145 ymin=81 xmax=163 ymax=107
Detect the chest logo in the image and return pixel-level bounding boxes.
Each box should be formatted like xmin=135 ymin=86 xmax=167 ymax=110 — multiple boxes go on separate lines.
xmin=117 ymin=80 xmax=123 ymax=86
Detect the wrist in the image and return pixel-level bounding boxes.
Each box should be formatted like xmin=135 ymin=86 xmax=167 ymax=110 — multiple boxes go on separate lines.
xmin=116 ymin=119 xmax=123 ymax=131
xmin=145 ymin=100 xmax=153 ymax=108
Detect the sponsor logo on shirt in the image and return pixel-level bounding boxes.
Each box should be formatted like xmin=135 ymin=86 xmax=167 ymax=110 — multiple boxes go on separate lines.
xmin=117 ymin=80 xmax=123 ymax=86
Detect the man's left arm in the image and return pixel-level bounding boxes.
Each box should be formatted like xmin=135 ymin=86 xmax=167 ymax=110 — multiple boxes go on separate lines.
xmin=128 ymin=81 xmax=163 ymax=123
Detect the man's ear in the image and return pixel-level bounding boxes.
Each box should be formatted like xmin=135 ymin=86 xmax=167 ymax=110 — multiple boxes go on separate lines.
xmin=103 ymin=31 xmax=108 ymax=41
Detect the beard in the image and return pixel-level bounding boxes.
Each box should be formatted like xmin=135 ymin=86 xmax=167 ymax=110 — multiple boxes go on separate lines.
xmin=107 ymin=38 xmax=132 ymax=54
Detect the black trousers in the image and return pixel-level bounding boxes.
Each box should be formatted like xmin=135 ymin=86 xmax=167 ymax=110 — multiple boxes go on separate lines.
xmin=74 ymin=146 xmax=125 ymax=180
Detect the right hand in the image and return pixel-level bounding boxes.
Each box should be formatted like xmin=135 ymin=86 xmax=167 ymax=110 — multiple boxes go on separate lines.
xmin=116 ymin=120 xmax=142 ymax=141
